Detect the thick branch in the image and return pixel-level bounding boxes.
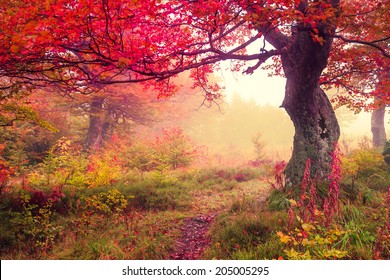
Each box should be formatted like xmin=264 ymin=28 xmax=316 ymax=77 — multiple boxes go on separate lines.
xmin=261 ymin=26 xmax=290 ymax=50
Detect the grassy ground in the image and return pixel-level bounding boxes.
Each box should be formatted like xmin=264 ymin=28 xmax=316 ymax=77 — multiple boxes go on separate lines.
xmin=1 ymin=147 xmax=389 ymax=260
xmin=0 ymin=166 xmax=272 ymax=259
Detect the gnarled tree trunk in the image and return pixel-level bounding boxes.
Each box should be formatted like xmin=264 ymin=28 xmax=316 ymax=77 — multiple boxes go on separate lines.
xmin=280 ymin=28 xmax=340 ymax=188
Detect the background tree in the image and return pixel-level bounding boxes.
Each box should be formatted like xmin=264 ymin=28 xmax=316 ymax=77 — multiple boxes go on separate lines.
xmin=80 ymin=84 xmax=158 ymax=150
xmin=371 ymin=98 xmax=387 ymax=148
xmin=319 ymin=1 xmax=389 ymax=148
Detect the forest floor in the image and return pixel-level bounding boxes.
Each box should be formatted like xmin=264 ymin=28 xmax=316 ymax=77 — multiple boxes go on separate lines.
xmin=2 ymin=161 xmax=389 ymax=260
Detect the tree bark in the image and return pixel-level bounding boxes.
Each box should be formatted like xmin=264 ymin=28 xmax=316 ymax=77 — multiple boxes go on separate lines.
xmin=86 ymin=96 xmax=107 ymax=150
xmin=283 ymin=84 xmax=340 ymax=187
xmin=280 ymin=28 xmax=340 ymax=188
xmin=371 ymin=101 xmax=387 ymax=148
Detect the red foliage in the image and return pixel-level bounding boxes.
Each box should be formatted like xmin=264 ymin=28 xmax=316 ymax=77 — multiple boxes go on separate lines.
xmin=269 ymin=161 xmax=286 ymax=191
xmin=323 ymin=143 xmax=342 ymax=226
xmin=287 ymin=207 xmax=295 ymax=230
xmin=291 ymin=146 xmax=342 ymax=227
xmin=19 ymin=185 xmax=66 ymax=214
xmin=0 ymin=0 xmax=386 ymax=110
xmin=307 ymin=181 xmax=318 ymax=223
xmin=233 ymin=173 xmax=250 ymax=182
xmin=297 ymin=159 xmax=320 ymax=223
xmin=300 ymin=159 xmax=311 ymax=204
xmin=0 ymin=144 xmax=14 ymax=193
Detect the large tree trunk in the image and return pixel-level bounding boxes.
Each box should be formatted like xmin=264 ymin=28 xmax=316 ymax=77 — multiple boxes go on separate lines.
xmin=371 ymin=101 xmax=387 ymax=148
xmin=280 ymin=28 xmax=340 ymax=188
xmin=283 ymin=84 xmax=340 ymax=187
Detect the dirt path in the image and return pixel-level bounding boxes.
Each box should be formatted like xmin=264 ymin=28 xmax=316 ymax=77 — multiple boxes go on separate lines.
xmin=169 ymin=180 xmax=270 ymax=260
xmin=169 ymin=213 xmax=216 ymax=260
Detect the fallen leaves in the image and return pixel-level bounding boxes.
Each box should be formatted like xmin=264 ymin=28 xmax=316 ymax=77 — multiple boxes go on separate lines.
xmin=169 ymin=213 xmax=216 ymax=260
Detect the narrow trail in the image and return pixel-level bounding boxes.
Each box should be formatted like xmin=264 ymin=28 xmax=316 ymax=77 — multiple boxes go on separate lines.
xmin=169 ymin=213 xmax=217 ymax=260
xmin=169 ymin=180 xmax=270 ymax=260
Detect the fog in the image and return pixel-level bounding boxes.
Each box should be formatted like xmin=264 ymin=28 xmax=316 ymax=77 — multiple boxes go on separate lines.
xmin=142 ymin=68 xmax=388 ymax=166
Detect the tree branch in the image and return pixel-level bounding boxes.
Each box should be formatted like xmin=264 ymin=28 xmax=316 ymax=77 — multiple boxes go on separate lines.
xmin=333 ymin=35 xmax=390 ymax=58
xmin=260 ymin=25 xmax=290 ymax=50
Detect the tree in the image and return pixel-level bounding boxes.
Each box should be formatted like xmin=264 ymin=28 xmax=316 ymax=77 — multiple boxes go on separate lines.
xmin=31 ymin=84 xmax=159 ymax=150
xmin=318 ymin=2 xmax=389 ymax=148
xmin=1 ymin=0 xmax=389 ymax=187
xmin=371 ymin=98 xmax=387 ymax=148
xmin=80 ymin=84 xmax=158 ymax=150
xmin=370 ymin=67 xmax=389 ymax=148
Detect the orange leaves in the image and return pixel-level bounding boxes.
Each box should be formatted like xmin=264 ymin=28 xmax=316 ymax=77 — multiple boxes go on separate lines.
xmin=11 ymin=35 xmax=22 ymax=44
xmin=10 ymin=45 xmax=20 ymax=54
xmin=310 ymin=33 xmax=325 ymax=46
xmin=117 ymin=57 xmax=133 ymax=69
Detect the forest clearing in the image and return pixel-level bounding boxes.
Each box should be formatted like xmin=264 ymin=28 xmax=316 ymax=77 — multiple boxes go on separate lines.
xmin=0 ymin=129 xmax=389 ymax=260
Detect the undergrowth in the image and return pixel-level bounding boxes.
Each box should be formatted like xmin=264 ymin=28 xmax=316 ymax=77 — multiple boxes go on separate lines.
xmin=1 ymin=139 xmax=389 ymax=260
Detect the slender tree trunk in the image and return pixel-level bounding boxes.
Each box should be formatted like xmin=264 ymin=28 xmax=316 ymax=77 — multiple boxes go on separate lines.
xmin=86 ymin=96 xmax=106 ymax=150
xmin=371 ymin=101 xmax=387 ymax=148
xmin=280 ymin=28 xmax=340 ymax=188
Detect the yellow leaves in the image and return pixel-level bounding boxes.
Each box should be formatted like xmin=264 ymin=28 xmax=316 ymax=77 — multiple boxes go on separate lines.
xmin=302 ymin=223 xmax=315 ymax=233
xmin=277 ymin=219 xmax=349 ymax=259
xmin=277 ymin=231 xmax=292 ymax=243
xmin=332 ymin=228 xmax=345 ymax=236
xmin=86 ymin=151 xmax=122 ymax=189
xmin=284 ymin=248 xmax=312 ymax=260
xmin=288 ymin=199 xmax=297 ymax=206
xmin=341 ymin=147 xmax=387 ymax=178
xmin=321 ymin=248 xmax=348 ymax=259
xmin=314 ymin=209 xmax=322 ymax=217
xmin=82 ymin=189 xmax=130 ymax=216
xmin=301 ymin=238 xmax=311 ymax=246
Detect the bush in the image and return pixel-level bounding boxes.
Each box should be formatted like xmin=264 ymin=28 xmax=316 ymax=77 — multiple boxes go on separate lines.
xmin=27 ymin=138 xmax=89 ymax=189
xmin=123 ymin=128 xmax=201 ymax=172
xmin=342 ymin=147 xmax=388 ymax=180
xmin=85 ymin=153 xmax=122 ymax=188
xmin=0 ymin=210 xmax=17 ymax=252
xmin=80 ymin=189 xmax=131 ymax=216
xmin=8 ymin=195 xmax=63 ymax=254
xmin=0 ymin=144 xmax=14 ymax=195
